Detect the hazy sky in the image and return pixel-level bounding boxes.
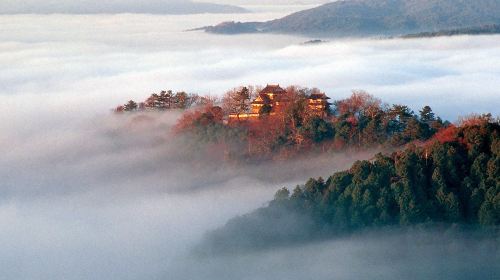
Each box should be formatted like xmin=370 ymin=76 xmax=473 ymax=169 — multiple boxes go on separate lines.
xmin=206 ymin=0 xmax=329 ymax=4
xmin=0 ymin=0 xmax=329 ymax=14
xmin=0 ymin=0 xmax=250 ymax=14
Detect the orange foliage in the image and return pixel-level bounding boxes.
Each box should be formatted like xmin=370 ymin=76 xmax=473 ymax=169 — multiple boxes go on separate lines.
xmin=174 ymin=105 xmax=223 ymax=133
xmin=246 ymin=115 xmax=286 ymax=157
xmin=174 ymin=109 xmax=202 ymax=133
xmin=457 ymin=113 xmax=493 ymax=127
xmin=433 ymin=125 xmax=458 ymax=144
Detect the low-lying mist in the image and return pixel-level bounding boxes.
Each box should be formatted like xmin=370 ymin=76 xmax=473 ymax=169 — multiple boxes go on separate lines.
xmin=0 ymin=111 xmax=376 ymax=198
xmin=0 ymin=111 xmax=384 ymax=279
xmin=182 ymin=228 xmax=499 ymax=280
xmin=1 ymin=111 xmax=498 ymax=279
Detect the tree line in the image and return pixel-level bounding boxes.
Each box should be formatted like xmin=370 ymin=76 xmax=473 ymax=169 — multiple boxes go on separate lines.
xmin=115 ymin=90 xmax=217 ymax=112
xmin=115 ymin=86 xmax=261 ymax=114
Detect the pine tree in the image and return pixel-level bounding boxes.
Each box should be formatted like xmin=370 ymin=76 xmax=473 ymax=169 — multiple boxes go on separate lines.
xmin=124 ymin=100 xmax=138 ymax=111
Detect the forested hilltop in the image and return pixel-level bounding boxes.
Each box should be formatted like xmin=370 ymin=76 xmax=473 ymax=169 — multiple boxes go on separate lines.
xmin=114 ymin=86 xmax=499 ymax=254
xmin=200 ymin=118 xmax=500 ymax=254
xmin=116 ymin=85 xmax=450 ymax=161
xmin=199 ymin=0 xmax=500 ymax=37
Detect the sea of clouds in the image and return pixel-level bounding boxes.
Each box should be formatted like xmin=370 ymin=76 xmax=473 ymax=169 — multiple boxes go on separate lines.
xmin=0 ymin=9 xmax=499 ymax=280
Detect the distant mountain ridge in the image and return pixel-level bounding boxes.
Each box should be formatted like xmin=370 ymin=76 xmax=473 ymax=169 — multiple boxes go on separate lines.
xmin=202 ymin=0 xmax=500 ymax=36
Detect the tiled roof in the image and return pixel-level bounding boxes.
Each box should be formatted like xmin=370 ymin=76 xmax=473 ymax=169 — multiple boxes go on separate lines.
xmin=260 ymin=84 xmax=286 ymax=95
xmin=309 ymin=93 xmax=331 ymax=100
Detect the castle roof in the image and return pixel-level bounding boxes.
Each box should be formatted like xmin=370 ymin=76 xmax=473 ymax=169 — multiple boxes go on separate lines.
xmin=309 ymin=93 xmax=331 ymax=100
xmin=260 ymin=84 xmax=286 ymax=95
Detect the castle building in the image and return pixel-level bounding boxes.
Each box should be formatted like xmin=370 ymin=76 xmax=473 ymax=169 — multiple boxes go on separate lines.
xmin=307 ymin=92 xmax=331 ymax=116
xmin=228 ymin=84 xmax=330 ymax=122
xmin=250 ymin=84 xmax=287 ymax=114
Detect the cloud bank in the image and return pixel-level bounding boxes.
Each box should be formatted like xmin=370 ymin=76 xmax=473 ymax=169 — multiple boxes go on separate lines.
xmin=0 ymin=108 xmax=383 ymax=279
xmin=1 ymin=110 xmax=497 ymax=280
xmin=182 ymin=228 xmax=499 ymax=280
xmin=1 ymin=14 xmax=498 ymax=123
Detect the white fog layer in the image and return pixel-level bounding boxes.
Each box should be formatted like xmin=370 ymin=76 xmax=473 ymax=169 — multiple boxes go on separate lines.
xmin=0 ymin=8 xmax=499 ymax=280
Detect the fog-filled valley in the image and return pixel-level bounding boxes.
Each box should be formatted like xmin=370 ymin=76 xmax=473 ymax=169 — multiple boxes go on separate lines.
xmin=0 ymin=6 xmax=499 ymax=280
xmin=0 ymin=109 xmax=388 ymax=279
xmin=2 ymin=110 xmax=498 ymax=280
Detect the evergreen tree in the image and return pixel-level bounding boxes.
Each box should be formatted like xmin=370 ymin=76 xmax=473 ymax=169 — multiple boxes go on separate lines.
xmin=419 ymin=106 xmax=436 ymax=123
xmin=124 ymin=100 xmax=138 ymax=111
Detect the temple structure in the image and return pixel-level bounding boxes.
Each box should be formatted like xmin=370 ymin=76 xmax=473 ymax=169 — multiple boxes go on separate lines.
xmin=307 ymin=92 xmax=331 ymax=113
xmin=250 ymin=84 xmax=287 ymax=113
xmin=228 ymin=84 xmax=330 ymax=122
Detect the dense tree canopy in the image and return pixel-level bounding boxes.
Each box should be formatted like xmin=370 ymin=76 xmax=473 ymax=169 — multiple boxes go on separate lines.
xmin=201 ymin=119 xmax=499 ymax=253
xmin=174 ymin=87 xmax=449 ymax=160
xmin=291 ymin=116 xmax=498 ymax=226
xmin=114 ymin=86 xmax=494 ymax=164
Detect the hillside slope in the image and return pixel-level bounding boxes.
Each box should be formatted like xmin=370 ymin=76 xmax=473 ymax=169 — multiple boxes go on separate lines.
xmin=204 ymin=0 xmax=500 ymax=36
xmin=199 ymin=118 xmax=500 ymax=254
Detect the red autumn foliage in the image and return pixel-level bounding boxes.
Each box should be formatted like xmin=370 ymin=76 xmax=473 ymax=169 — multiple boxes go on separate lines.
xmin=174 ymin=105 xmax=224 ymax=133
xmin=174 ymin=109 xmax=203 ymax=133
xmin=433 ymin=125 xmax=458 ymax=144
xmin=246 ymin=115 xmax=285 ymax=156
